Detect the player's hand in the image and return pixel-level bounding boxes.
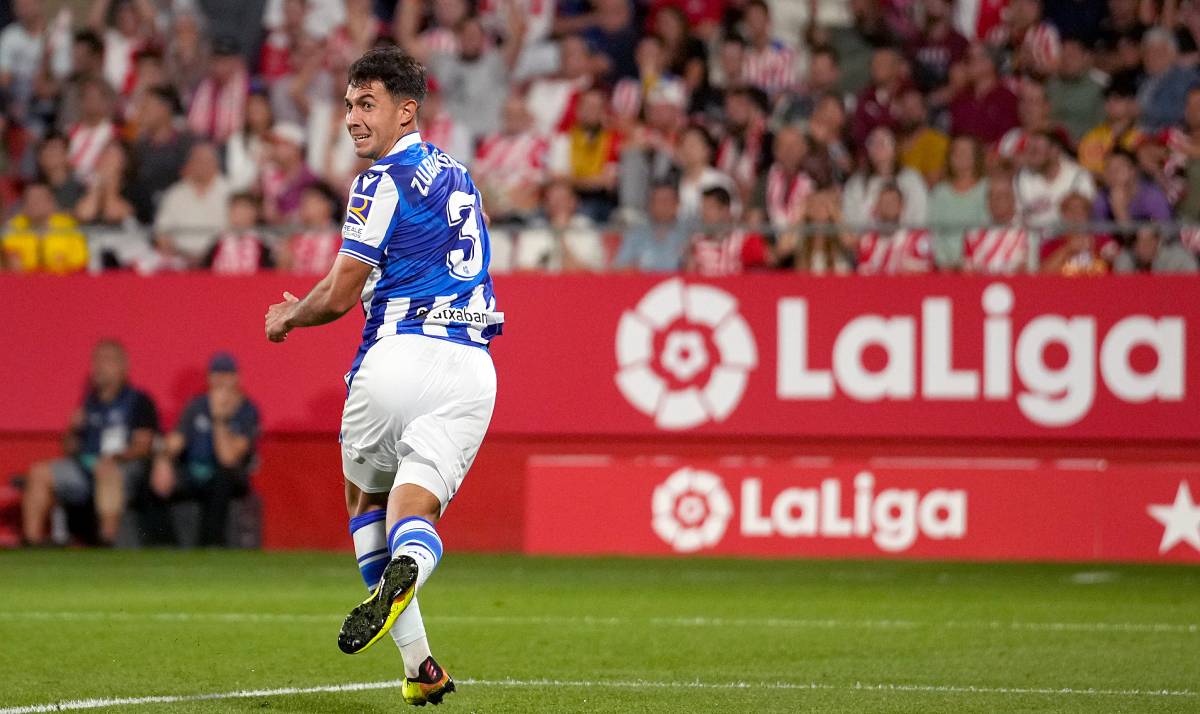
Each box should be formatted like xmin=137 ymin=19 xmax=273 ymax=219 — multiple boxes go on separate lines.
xmin=151 ymin=458 xmax=176 ymax=499
xmin=265 ymin=291 xmax=299 ymax=342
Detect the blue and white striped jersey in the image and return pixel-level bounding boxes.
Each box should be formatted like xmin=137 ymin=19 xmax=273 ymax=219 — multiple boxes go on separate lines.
xmin=338 ymin=132 xmax=503 ymax=381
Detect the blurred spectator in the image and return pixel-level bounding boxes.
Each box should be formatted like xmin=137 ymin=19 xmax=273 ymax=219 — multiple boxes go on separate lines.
xmin=394 ymin=0 xmax=469 ymax=62
xmin=612 ymin=182 xmax=689 ymax=272
xmin=949 ymin=44 xmax=1020 ymax=144
xmin=2 ymin=182 xmax=87 ymax=274
xmin=675 ymin=125 xmax=738 ymax=224
xmin=843 ymin=126 xmax=929 ymax=229
xmin=774 ymin=45 xmax=840 ymax=125
xmin=0 ymin=0 xmax=69 ymax=122
xmin=611 ymin=34 xmax=669 ymax=124
xmin=525 ymin=34 xmax=596 ymax=135
xmin=21 ymin=340 xmax=158 ymax=546
xmin=259 ymin=0 xmax=308 ymax=83
xmin=989 ymin=0 xmax=1061 ymax=77
xmin=906 ymin=0 xmax=968 ymax=105
xmin=277 ymin=182 xmax=341 ymax=274
xmin=150 ymin=353 xmax=260 ymax=547
xmin=186 ymin=36 xmax=249 ymax=144
xmin=753 ymin=124 xmax=814 ymax=234
xmin=56 ymin=30 xmax=105 ymax=131
xmin=805 ymin=93 xmax=853 ymax=188
xmin=1134 ymin=132 xmax=1183 ymax=209
xmin=715 ymin=86 xmax=771 ymax=201
xmin=515 ymin=180 xmax=605 ymax=272
xmin=1048 ymin=38 xmax=1104 ymax=145
xmin=856 ymin=183 xmax=933 ymax=275
xmin=327 ymin=0 xmax=386 ymax=66
xmin=204 ymin=193 xmax=274 ymax=275
xmin=66 ymin=78 xmax=117 ymax=184
xmin=559 ymin=0 xmax=639 ymax=82
xmin=75 ymin=141 xmax=137 ymax=228
xmin=129 ymin=86 xmax=194 ymax=225
xmin=164 ymin=10 xmax=211 ymax=101
xmin=225 ymin=91 xmax=275 ymax=193
xmin=929 ymin=135 xmax=989 ymax=269
xmin=264 ymin=0 xmax=345 ymax=40
xmin=1092 ymin=149 xmax=1172 ymax=230
xmin=1138 ymin=28 xmax=1199 ymax=132
xmin=260 ymin=122 xmax=316 ymax=226
xmin=851 ymin=46 xmax=907 ymax=148
xmin=123 ymin=49 xmax=169 ymax=126
xmin=428 ymin=10 xmax=526 ymax=147
xmin=962 ymin=178 xmax=1029 ymax=274
xmin=896 ymin=87 xmax=949 ymax=186
xmin=686 ymin=186 xmax=767 ymax=277
xmin=650 ymin=5 xmax=707 ymax=83
xmin=472 ymin=95 xmax=550 ymax=224
xmin=1113 ymin=226 xmax=1199 ymax=273
xmin=809 ymin=0 xmax=889 ymax=98
xmin=740 ymin=0 xmax=797 ymax=100
xmin=1078 ymin=78 xmax=1142 ymax=175
xmin=549 ymin=87 xmax=620 ymax=222
xmin=1003 ymin=80 xmax=1072 ymax=161
xmin=773 ymin=188 xmax=855 ymax=275
xmin=153 ymin=143 xmax=231 ymax=262
xmin=616 ymin=78 xmax=688 ymax=220
xmin=1175 ymin=88 xmax=1200 ymax=222
xmin=1040 ymin=192 xmax=1115 ymax=276
xmin=1014 ymin=131 xmax=1096 ymax=228
xmin=88 ymin=0 xmax=157 ymax=98
xmin=36 ymin=133 xmax=85 ymax=213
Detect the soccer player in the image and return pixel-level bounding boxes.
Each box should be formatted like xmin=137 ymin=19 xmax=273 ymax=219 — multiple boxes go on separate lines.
xmin=263 ymin=47 xmax=501 ymax=707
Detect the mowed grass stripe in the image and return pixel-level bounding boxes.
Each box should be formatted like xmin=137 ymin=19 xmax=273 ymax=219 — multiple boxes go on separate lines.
xmin=1 ymin=677 xmax=1196 ymax=713
xmin=1 ymin=610 xmax=1196 ymax=634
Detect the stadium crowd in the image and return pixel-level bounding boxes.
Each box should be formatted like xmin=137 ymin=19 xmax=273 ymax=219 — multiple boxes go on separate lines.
xmin=1 ymin=0 xmax=1199 ymax=276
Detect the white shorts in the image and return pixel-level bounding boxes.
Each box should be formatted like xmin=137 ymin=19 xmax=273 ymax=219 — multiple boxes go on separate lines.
xmin=340 ymin=334 xmax=496 ymax=511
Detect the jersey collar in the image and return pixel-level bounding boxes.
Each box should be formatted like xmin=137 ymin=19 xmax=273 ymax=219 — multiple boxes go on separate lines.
xmin=384 ymin=131 xmax=423 ymax=157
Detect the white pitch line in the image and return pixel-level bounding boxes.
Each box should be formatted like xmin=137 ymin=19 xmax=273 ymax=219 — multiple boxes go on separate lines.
xmin=0 ymin=611 xmax=1196 ymax=634
xmin=0 ymin=677 xmax=1194 ymax=713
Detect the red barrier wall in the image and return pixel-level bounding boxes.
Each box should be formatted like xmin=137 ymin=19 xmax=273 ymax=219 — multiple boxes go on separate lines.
xmin=2 ymin=274 xmax=1198 ymax=556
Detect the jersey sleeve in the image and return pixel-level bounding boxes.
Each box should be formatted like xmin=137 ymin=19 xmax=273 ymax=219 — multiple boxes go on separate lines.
xmin=339 ymin=169 xmax=402 ymax=267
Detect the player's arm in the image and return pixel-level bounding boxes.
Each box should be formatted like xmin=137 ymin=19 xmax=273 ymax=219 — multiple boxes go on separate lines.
xmin=265 ymin=255 xmax=373 ymax=342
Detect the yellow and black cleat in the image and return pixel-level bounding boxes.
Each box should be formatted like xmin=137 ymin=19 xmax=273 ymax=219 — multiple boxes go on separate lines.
xmin=337 ymin=555 xmax=418 ymax=654
xmin=403 ymin=657 xmax=456 ymax=706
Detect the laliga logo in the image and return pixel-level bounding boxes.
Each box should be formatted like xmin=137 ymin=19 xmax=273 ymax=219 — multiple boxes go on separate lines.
xmin=652 ymin=468 xmax=734 ymax=553
xmin=615 ymin=279 xmax=758 ymax=429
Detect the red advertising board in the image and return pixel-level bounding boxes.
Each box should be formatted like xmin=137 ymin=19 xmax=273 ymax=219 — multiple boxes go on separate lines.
xmin=0 ymin=274 xmax=1197 ymax=441
xmin=524 ymin=458 xmax=1200 ymax=563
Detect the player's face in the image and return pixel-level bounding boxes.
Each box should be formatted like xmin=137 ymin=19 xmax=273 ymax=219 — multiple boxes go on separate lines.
xmin=345 ymin=82 xmax=414 ymax=160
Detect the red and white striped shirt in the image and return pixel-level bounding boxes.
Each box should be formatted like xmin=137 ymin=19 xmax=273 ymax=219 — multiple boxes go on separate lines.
xmin=420 ymin=28 xmax=458 ymax=58
xmin=741 ymin=41 xmax=796 ymax=97
xmin=473 ymin=131 xmax=550 ymax=192
xmin=287 ymin=229 xmax=341 ymax=275
xmin=611 ymin=77 xmax=643 ymax=119
xmin=187 ymin=70 xmax=249 ymax=144
xmin=209 ymin=232 xmax=269 ymax=275
xmin=715 ymin=119 xmax=767 ymax=190
xmin=954 ymin=0 xmax=1008 ymax=40
xmin=963 ymin=225 xmax=1028 ymax=274
xmin=68 ymin=120 xmax=115 ymax=181
xmin=857 ymin=229 xmax=933 ymax=275
xmin=689 ymin=230 xmax=767 ymax=277
xmin=764 ymin=164 xmax=814 ymax=232
xmin=988 ymin=21 xmax=1060 ymax=73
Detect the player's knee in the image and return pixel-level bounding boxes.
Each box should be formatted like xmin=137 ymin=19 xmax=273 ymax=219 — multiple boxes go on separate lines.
xmin=27 ymin=461 xmax=53 ymax=486
xmin=388 ymin=483 xmax=441 ymax=523
xmin=344 ymin=479 xmax=388 ymax=517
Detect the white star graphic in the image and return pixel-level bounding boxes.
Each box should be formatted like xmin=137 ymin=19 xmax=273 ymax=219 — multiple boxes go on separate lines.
xmin=1146 ymin=481 xmax=1200 ymax=554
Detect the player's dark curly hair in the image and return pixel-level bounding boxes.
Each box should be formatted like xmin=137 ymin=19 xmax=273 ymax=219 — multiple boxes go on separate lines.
xmin=348 ymin=47 xmax=427 ymax=104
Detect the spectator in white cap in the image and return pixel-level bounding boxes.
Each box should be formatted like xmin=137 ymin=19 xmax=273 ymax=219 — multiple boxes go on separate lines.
xmin=260 ymin=121 xmax=318 ymax=226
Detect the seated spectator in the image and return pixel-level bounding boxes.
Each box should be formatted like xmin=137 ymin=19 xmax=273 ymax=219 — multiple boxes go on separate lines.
xmin=1014 ymin=131 xmax=1096 ymax=228
xmin=89 ymin=0 xmax=157 ymax=99
xmin=963 ymin=178 xmax=1030 ymax=274
xmin=163 ymin=10 xmax=210 ymax=100
xmin=988 ymin=0 xmax=1061 ymax=77
xmin=74 ymin=141 xmax=136 ymax=227
xmin=1175 ymin=87 xmax=1200 ymax=222
xmin=549 ymin=87 xmax=621 ymax=222
xmin=929 ymin=135 xmax=989 ymax=269
xmin=204 ymin=193 xmax=274 ymax=275
xmin=1113 ymin=227 xmax=1199 ymax=273
xmin=2 ymin=182 xmax=88 ymax=274
xmin=1093 ymin=150 xmax=1172 ymax=230
xmin=415 ymin=80 xmax=474 ymax=164
xmin=616 ymin=79 xmax=689 ymax=221
xmin=21 ymin=340 xmax=158 ymax=546
xmin=774 ymin=45 xmax=841 ymax=125
xmin=276 ymin=183 xmax=341 ymax=275
xmin=843 ymin=126 xmax=929 ymax=230
xmin=55 ymin=29 xmax=106 ymax=132
xmin=774 ymin=189 xmax=855 ymax=275
xmin=186 ymin=35 xmax=250 ymax=144
xmin=393 ymin=0 xmax=468 ymax=62
xmin=66 ymin=78 xmax=117 ymax=184
xmin=150 ymin=353 xmax=260 ymax=547
xmin=472 ymin=95 xmax=551 ymax=224
xmin=560 ymin=0 xmax=638 ymax=82
xmin=1040 ymin=192 xmax=1116 ymax=276
xmin=260 ymin=122 xmax=317 ymax=226
xmin=129 ymin=86 xmax=194 ymax=225
xmin=856 ymin=183 xmax=933 ymax=275
xmin=949 ymin=44 xmax=1019 ymax=145
xmin=153 ymin=143 xmax=231 ymax=264
xmin=739 ymin=0 xmax=798 ymax=100
xmin=1138 ymin=28 xmax=1198 ymax=131
xmin=123 ymin=48 xmax=169 ymax=125
xmin=805 ymin=93 xmax=853 ymax=187
xmin=225 ymin=92 xmax=275 ymax=194
xmin=676 ymin=125 xmax=737 ymax=223
xmin=1077 ymin=78 xmax=1143 ymax=175
xmin=1048 ymin=38 xmax=1105 ymax=145
xmin=896 ymin=87 xmax=949 ymax=186
xmin=752 ymin=124 xmax=814 ymax=235
xmin=905 ymin=0 xmax=967 ymax=107
xmin=851 ymin=46 xmax=907 ymax=147
xmin=714 ymin=86 xmax=771 ymax=202
xmin=612 ymin=182 xmax=690 ymax=272
xmin=686 ymin=186 xmax=767 ymax=277
xmin=610 ymin=34 xmax=671 ymax=125
xmin=514 ymin=180 xmax=606 ymax=272
xmin=36 ymin=133 xmax=85 ymax=213
xmin=651 ymin=5 xmax=708 ymax=81
xmin=524 ymin=34 xmax=596 ymax=135
xmin=998 ymin=80 xmax=1074 ymax=167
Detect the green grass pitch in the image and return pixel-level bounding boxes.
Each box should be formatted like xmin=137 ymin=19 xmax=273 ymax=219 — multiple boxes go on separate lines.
xmin=0 ymin=550 xmax=1197 ymax=713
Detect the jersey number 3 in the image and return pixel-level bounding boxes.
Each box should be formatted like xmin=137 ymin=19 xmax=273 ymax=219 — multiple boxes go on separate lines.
xmin=446 ymin=190 xmax=484 ymax=280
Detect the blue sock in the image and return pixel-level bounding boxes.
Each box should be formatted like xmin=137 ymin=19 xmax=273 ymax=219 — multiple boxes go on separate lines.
xmin=349 ymin=510 xmax=389 ymax=590
xmin=388 ymin=516 xmax=443 ymax=591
